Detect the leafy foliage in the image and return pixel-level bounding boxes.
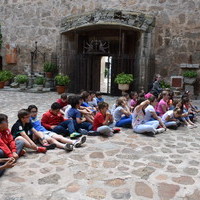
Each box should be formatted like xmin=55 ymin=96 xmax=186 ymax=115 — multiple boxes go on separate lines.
xmin=15 ymin=75 xmax=29 ymax=84
xmin=183 ymin=70 xmax=198 ymax=78
xmin=43 ymin=62 xmax=57 ymax=72
xmin=160 ymin=80 xmax=171 ymax=89
xmin=55 ymin=74 xmax=70 ymax=86
xmin=0 ymin=70 xmax=14 ymax=82
xmin=114 ymin=72 xmax=134 ymax=84
xmin=34 ymin=77 xmax=45 ymax=85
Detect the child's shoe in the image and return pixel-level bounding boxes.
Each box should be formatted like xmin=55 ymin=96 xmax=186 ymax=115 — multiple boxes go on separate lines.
xmin=19 ymin=149 xmax=26 ymax=157
xmin=73 ymin=136 xmax=87 ymax=148
xmin=112 ymin=128 xmax=121 ymax=133
xmin=78 ymin=128 xmax=88 ymax=135
xmin=156 ymin=128 xmax=165 ymax=134
xmin=70 ymin=132 xmax=82 ymax=139
xmin=187 ymin=124 xmax=194 ymax=129
xmin=42 ymin=143 xmax=56 ymax=150
xmin=37 ymin=147 xmax=47 ymax=153
xmin=64 ymin=143 xmax=74 ymax=151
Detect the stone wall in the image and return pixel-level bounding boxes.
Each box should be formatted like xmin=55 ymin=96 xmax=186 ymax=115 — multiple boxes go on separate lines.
xmin=0 ymin=0 xmax=200 ymax=83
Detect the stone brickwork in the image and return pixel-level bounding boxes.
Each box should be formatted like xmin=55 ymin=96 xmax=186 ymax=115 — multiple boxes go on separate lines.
xmin=0 ymin=0 xmax=200 ymax=85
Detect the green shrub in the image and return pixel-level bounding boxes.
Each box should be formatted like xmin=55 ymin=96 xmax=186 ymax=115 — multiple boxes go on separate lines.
xmin=183 ymin=70 xmax=198 ymax=78
xmin=55 ymin=75 xmax=70 ymax=86
xmin=35 ymin=77 xmax=45 ymax=85
xmin=0 ymin=70 xmax=14 ymax=82
xmin=160 ymin=80 xmax=171 ymax=89
xmin=114 ymin=72 xmax=134 ymax=84
xmin=43 ymin=62 xmax=57 ymax=72
xmin=15 ymin=75 xmax=28 ymax=84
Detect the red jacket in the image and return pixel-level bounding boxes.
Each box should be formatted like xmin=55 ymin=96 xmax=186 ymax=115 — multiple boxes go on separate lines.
xmin=41 ymin=110 xmax=65 ymax=130
xmin=0 ymin=129 xmax=17 ymax=157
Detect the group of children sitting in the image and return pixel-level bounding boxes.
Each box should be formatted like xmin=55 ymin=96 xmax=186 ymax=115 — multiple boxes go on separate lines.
xmin=0 ymin=89 xmax=199 ymax=176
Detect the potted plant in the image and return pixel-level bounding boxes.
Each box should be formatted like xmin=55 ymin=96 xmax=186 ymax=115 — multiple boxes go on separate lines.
xmin=43 ymin=62 xmax=57 ymax=78
xmin=114 ymin=72 xmax=134 ymax=93
xmin=0 ymin=70 xmax=14 ymax=88
xmin=0 ymin=71 xmax=8 ymax=89
xmin=3 ymin=70 xmax=14 ymax=85
xmin=160 ymin=80 xmax=171 ymax=91
xmin=15 ymin=74 xmax=28 ymax=90
xmin=34 ymin=76 xmax=45 ymax=91
xmin=54 ymin=74 xmax=70 ymax=94
xmin=183 ymin=70 xmax=198 ymax=84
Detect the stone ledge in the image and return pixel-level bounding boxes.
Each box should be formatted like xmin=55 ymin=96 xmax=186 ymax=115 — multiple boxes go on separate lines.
xmin=180 ymin=64 xmax=199 ymax=69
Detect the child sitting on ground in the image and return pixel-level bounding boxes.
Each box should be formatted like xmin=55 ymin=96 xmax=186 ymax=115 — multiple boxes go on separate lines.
xmin=93 ymin=102 xmax=119 ymax=137
xmin=41 ymin=102 xmax=81 ymax=139
xmin=56 ymin=93 xmax=68 ymax=115
xmin=0 ymin=114 xmax=25 ymax=176
xmin=67 ymin=95 xmax=93 ymax=132
xmin=161 ymin=108 xmax=183 ymax=129
xmin=11 ymin=109 xmax=50 ymax=153
xmin=88 ymin=91 xmax=98 ymax=108
xmin=156 ymin=91 xmax=169 ymax=116
xmin=28 ymin=105 xmax=86 ymax=151
xmin=113 ymin=97 xmax=132 ymax=128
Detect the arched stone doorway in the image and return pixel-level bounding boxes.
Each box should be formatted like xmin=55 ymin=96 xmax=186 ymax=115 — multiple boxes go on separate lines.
xmin=60 ymin=10 xmax=155 ymax=95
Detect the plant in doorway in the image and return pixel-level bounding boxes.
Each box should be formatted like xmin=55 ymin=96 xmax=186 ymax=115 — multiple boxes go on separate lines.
xmin=0 ymin=70 xmax=14 ymax=88
xmin=183 ymin=70 xmax=198 ymax=84
xmin=114 ymin=72 xmax=134 ymax=94
xmin=54 ymin=74 xmax=70 ymax=94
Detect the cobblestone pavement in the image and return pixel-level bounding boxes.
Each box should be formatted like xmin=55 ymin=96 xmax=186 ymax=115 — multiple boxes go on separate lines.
xmin=0 ymin=90 xmax=200 ymax=200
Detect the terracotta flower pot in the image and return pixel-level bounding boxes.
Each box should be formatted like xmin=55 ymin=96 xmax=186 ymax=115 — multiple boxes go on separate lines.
xmin=56 ymin=85 xmax=66 ymax=94
xmin=0 ymin=81 xmax=5 ymax=89
xmin=45 ymin=72 xmax=53 ymax=78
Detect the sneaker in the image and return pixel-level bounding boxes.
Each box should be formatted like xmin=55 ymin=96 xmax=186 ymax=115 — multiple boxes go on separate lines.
xmin=112 ymin=128 xmax=121 ymax=133
xmin=156 ymin=128 xmax=165 ymax=134
xmin=192 ymin=124 xmax=198 ymax=128
xmin=37 ymin=147 xmax=47 ymax=153
xmin=188 ymin=124 xmax=194 ymax=129
xmin=19 ymin=149 xmax=26 ymax=157
xmin=64 ymin=143 xmax=73 ymax=151
xmin=70 ymin=132 xmax=82 ymax=139
xmin=42 ymin=143 xmax=56 ymax=150
xmin=73 ymin=136 xmax=87 ymax=148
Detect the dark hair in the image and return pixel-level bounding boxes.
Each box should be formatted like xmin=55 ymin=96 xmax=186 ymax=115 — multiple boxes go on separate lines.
xmin=96 ymin=91 xmax=102 ymax=97
xmin=89 ymin=91 xmax=96 ymax=95
xmin=182 ymin=97 xmax=190 ymax=104
xmin=149 ymin=96 xmax=156 ymax=103
xmin=51 ymin=102 xmax=61 ymax=110
xmin=135 ymin=97 xmax=146 ymax=107
xmin=69 ymin=95 xmax=80 ymax=108
xmin=60 ymin=93 xmax=68 ymax=100
xmin=129 ymin=91 xmax=138 ymax=98
xmin=18 ymin=109 xmax=30 ymax=119
xmin=98 ymin=101 xmax=108 ymax=110
xmin=27 ymin=105 xmax=38 ymax=112
xmin=81 ymin=91 xmax=90 ymax=101
xmin=0 ymin=114 xmax=8 ymax=123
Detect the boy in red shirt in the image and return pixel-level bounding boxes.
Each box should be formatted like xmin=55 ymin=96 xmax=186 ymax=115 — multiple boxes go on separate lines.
xmin=93 ymin=102 xmax=119 ymax=136
xmin=56 ymin=93 xmax=68 ymax=115
xmin=0 ymin=114 xmax=25 ymax=176
xmin=41 ymin=102 xmax=81 ymax=138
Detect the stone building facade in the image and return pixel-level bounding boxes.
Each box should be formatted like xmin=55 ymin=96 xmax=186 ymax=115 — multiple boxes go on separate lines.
xmin=0 ymin=0 xmax=200 ymax=94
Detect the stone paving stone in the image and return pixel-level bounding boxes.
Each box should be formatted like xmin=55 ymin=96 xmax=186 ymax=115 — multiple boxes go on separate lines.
xmin=0 ymin=91 xmax=200 ymax=199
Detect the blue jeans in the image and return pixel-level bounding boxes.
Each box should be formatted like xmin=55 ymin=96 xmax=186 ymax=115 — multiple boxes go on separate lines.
xmin=0 ymin=139 xmax=25 ymax=177
xmin=133 ymin=120 xmax=159 ymax=134
xmin=164 ymin=121 xmax=177 ymax=128
xmin=52 ymin=119 xmax=75 ymax=136
xmin=73 ymin=120 xmax=93 ymax=131
xmin=116 ymin=116 xmax=132 ymax=127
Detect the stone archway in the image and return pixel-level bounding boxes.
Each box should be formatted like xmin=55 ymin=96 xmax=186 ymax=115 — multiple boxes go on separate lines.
xmin=60 ymin=9 xmax=155 ymax=94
